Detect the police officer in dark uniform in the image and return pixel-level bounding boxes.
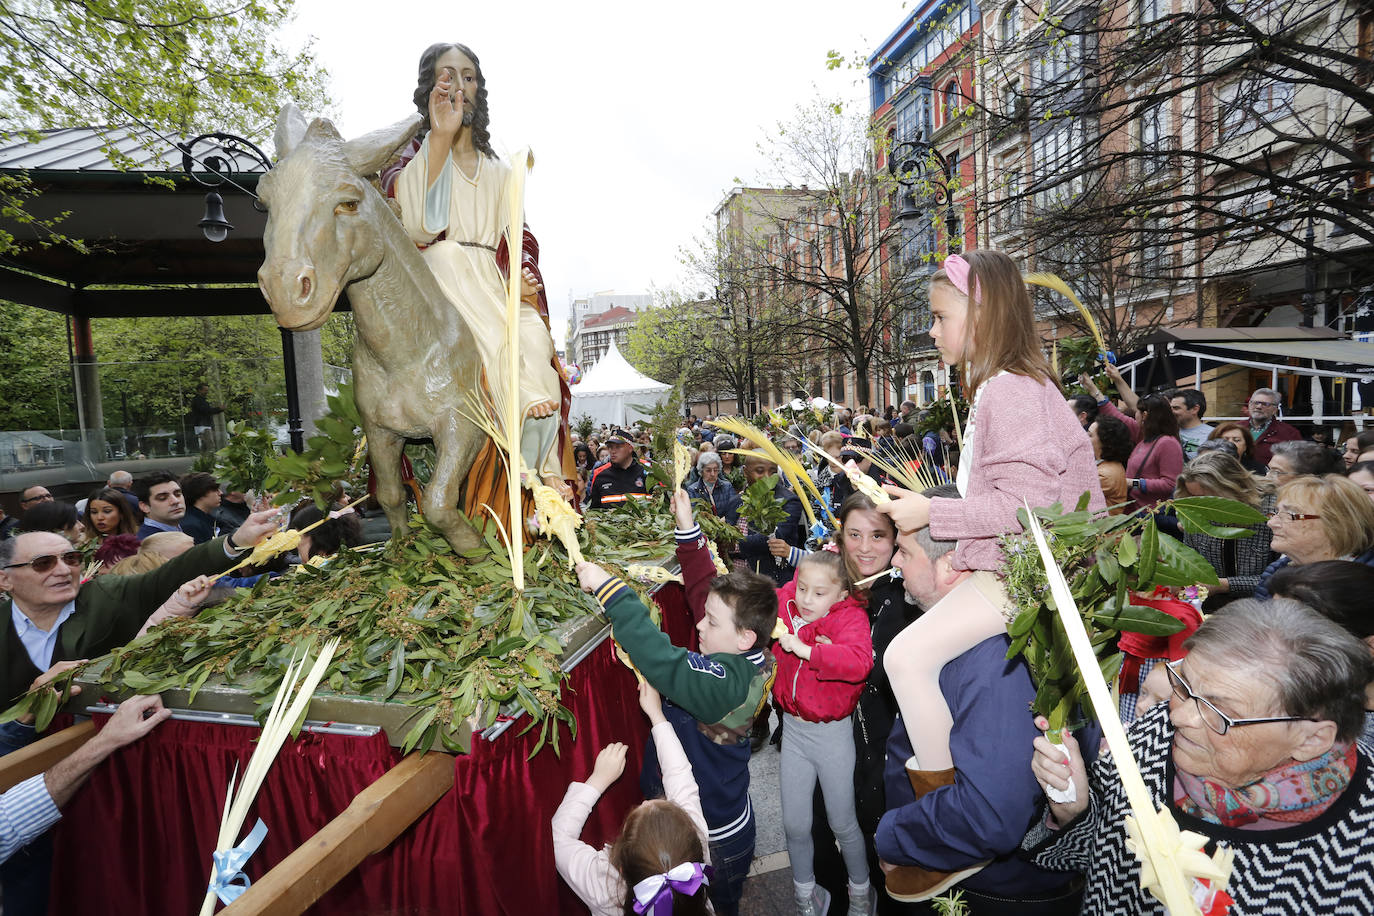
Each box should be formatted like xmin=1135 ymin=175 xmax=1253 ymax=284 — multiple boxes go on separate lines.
xmin=585 ymin=430 xmax=649 ymax=509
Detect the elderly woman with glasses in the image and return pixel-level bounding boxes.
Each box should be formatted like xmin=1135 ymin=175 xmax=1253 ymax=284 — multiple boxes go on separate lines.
xmin=685 ymin=451 xmax=740 ymax=524
xmin=1025 ymin=598 xmax=1374 ymax=915
xmin=1254 ymin=475 xmax=1374 ymax=600
xmin=1266 ymin=440 xmax=1343 ymax=486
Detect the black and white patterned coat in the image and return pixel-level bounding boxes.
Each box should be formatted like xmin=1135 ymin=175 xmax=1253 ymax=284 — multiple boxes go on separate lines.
xmin=1023 ymin=703 xmax=1374 ymax=915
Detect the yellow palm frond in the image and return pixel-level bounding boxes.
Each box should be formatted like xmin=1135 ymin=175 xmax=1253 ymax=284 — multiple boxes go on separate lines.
xmin=851 ymin=443 xmax=940 ymax=495
xmin=709 ymin=417 xmax=836 ymax=527
xmin=802 ymin=440 xmax=890 ymax=505
xmin=1026 ymin=272 xmax=1108 ymax=359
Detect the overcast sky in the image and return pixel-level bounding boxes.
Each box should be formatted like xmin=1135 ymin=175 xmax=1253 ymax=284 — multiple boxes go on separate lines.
xmin=285 ymin=0 xmax=906 ymax=340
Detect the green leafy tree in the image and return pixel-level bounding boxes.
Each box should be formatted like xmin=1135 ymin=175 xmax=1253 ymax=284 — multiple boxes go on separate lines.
xmin=623 ymin=292 xmax=755 ymax=412
xmin=1 ymin=0 xmax=331 ymax=255
xmin=92 ymin=315 xmax=287 ymax=435
xmin=0 ymin=301 xmax=77 ymax=430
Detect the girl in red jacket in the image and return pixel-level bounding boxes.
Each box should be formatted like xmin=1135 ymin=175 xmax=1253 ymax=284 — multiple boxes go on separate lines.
xmin=772 ymin=550 xmax=876 ymax=916
xmin=877 ymin=251 xmax=1104 ymax=891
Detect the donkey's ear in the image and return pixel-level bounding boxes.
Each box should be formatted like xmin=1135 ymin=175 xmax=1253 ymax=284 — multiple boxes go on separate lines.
xmin=274 ymin=104 xmax=309 ymax=161
xmin=342 ymin=113 xmax=423 ymax=177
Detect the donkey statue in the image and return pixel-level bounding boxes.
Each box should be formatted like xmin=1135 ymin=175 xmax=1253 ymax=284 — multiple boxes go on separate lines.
xmin=256 ymin=104 xmax=486 ymax=552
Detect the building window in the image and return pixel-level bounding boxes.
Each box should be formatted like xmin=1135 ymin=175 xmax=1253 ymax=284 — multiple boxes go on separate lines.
xmin=897 ymin=101 xmax=921 ymax=142
xmin=1001 ymin=6 xmax=1019 ymax=43
xmin=945 ymin=150 xmax=961 ymax=186
xmin=1140 ymin=216 xmax=1173 ymax=276
xmin=1032 ymin=31 xmax=1080 ymax=87
xmin=1002 ymin=79 xmax=1021 ymax=117
xmin=1031 ymin=120 xmax=1088 ymax=207
xmin=1140 ymin=103 xmax=1163 ymax=149
xmin=1139 ymin=102 xmax=1169 ymax=174
xmin=1216 ymin=78 xmax=1295 ymax=140
xmin=1139 ymin=0 xmax=1166 ymax=24
xmin=944 ymin=81 xmax=960 ymax=123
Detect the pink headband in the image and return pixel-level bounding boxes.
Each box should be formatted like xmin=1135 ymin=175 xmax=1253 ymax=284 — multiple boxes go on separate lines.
xmin=942 ymin=254 xmax=980 ymax=303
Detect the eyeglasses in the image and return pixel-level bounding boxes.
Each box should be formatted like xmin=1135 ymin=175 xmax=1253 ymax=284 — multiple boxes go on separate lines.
xmin=1165 ymin=661 xmax=1318 ymax=735
xmin=3 ymin=551 xmax=84 ymax=574
xmin=1271 ymin=508 xmax=1321 ymax=521
xmin=18 ymin=493 xmax=53 ymax=505
xmin=1248 ymin=400 xmax=1278 ymax=408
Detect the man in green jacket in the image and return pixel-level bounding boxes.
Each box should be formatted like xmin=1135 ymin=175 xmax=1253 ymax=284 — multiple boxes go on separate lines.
xmin=0 ymin=509 xmax=282 ymax=711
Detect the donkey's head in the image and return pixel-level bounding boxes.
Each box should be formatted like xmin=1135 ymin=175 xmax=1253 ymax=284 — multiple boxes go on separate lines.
xmin=256 ymin=104 xmax=421 ymax=331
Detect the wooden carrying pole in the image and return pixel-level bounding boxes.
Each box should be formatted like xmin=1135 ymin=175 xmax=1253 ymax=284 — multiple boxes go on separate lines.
xmin=0 ymin=721 xmax=96 ymax=792
xmin=221 ymin=751 xmax=454 ymax=916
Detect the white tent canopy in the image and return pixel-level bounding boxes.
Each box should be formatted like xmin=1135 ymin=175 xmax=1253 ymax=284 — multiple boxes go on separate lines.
xmin=569 ymin=341 xmax=672 ymax=427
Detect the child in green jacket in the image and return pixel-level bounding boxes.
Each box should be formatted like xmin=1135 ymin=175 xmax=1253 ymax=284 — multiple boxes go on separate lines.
xmin=575 ymin=491 xmax=776 ymax=916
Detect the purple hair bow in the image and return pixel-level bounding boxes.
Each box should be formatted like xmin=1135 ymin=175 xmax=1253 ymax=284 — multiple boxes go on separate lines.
xmin=631 ymin=862 xmax=712 ymax=916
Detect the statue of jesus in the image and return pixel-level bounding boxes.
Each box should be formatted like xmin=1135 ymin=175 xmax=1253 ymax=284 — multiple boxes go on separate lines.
xmin=381 ymin=42 xmax=574 ymax=504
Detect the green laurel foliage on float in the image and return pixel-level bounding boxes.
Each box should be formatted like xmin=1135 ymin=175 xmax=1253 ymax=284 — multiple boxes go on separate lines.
xmin=0 ymin=514 xmax=671 ymax=756
xmin=1001 ymin=494 xmax=1268 ymax=739
xmin=261 ymin=381 xmax=368 ymax=508
xmin=583 ymin=496 xmax=739 ymax=552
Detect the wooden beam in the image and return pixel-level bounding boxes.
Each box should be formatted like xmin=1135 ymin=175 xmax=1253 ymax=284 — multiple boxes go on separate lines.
xmin=0 ymin=721 xmax=97 ymax=793
xmin=221 ymin=751 xmax=453 ymax=916
xmin=0 ymin=265 xmax=76 ymax=314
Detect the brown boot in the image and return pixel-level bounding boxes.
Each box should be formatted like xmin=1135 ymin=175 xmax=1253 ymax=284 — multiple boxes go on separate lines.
xmin=886 ymin=758 xmax=988 ymax=903
xmin=905 ymin=759 xmax=956 ymax=798
xmin=884 ymin=860 xmax=989 ymax=902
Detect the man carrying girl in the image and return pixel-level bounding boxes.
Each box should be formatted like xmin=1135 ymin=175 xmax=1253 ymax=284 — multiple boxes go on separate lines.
xmin=877 ymin=250 xmax=1105 ymax=900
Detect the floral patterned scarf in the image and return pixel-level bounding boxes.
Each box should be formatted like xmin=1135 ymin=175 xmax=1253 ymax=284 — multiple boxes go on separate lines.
xmin=1175 ymin=743 xmax=1357 ymax=829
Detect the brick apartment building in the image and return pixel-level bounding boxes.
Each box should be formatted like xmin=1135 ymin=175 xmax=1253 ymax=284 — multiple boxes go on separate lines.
xmin=565 ymin=291 xmax=651 ymax=369
xmin=866 ymin=0 xmax=1374 ymax=427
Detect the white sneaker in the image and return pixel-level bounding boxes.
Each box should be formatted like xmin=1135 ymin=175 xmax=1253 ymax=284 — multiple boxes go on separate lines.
xmin=795 ymin=883 xmax=832 ymax=916
xmin=848 ymin=883 xmax=878 ymax=916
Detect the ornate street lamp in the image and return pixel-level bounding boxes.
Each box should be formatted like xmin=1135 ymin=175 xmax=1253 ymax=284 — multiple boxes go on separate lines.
xmin=887 ymin=137 xmax=963 ymax=254
xmin=178 ymin=132 xmax=271 ymax=243
xmin=177 ymin=131 xmax=307 ymax=452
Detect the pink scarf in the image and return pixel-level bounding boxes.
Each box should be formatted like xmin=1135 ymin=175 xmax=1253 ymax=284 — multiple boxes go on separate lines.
xmin=1175 ymin=743 xmax=1357 ymax=829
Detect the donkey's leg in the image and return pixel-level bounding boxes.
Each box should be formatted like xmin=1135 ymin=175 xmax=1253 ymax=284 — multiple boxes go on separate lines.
xmin=424 ymin=409 xmax=485 ymax=552
xmin=364 ymin=422 xmax=410 ymax=538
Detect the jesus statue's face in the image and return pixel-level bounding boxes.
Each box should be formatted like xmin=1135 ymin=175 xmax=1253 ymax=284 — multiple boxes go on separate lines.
xmin=435 ymin=48 xmax=478 ymax=126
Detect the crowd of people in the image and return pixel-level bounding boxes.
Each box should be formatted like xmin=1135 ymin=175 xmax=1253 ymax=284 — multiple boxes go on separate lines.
xmin=5 ymin=251 xmax=1374 ymax=913
xmin=552 ymin=250 xmax=1374 ymax=916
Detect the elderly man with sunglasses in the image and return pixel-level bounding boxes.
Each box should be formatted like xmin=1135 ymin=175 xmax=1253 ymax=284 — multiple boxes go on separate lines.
xmin=0 ymin=508 xmax=283 ymax=739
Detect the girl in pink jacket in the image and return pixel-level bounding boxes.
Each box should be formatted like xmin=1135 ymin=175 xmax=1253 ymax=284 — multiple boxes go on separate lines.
xmin=877 ymin=251 xmax=1104 ymax=886
xmin=772 ymin=550 xmax=876 ymax=916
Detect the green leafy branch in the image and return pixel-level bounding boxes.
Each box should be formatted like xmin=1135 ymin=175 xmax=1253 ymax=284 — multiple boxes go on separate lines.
xmin=261 ymin=380 xmax=369 ymax=509
xmin=1001 ymin=494 xmax=1268 ymax=738
xmin=738 ymin=474 xmax=788 ymax=534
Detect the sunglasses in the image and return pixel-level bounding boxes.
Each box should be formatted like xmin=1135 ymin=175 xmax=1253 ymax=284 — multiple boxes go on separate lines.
xmin=4 ymin=551 xmax=84 ymax=573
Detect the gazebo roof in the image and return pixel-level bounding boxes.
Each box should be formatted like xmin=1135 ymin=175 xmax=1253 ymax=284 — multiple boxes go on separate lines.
xmin=0 ymin=125 xmax=279 ymax=318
